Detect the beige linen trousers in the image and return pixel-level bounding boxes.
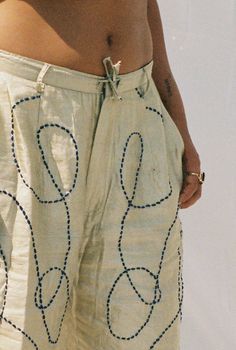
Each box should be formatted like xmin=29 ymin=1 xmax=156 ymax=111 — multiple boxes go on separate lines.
xmin=0 ymin=48 xmax=185 ymax=350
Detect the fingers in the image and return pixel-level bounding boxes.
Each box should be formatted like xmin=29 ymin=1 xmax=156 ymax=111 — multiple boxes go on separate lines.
xmin=179 ymin=186 xmax=202 ymax=209
xmin=178 ymin=176 xmax=202 ymax=209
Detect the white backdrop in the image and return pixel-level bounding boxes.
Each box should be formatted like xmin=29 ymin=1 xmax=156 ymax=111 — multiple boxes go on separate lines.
xmin=158 ymin=1 xmax=236 ymax=349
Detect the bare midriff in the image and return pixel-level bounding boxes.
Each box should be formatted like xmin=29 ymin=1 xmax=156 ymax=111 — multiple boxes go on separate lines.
xmin=0 ymin=0 xmax=153 ymax=76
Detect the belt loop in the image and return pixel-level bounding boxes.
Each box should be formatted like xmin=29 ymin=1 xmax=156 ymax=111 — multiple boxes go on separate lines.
xmin=142 ymin=66 xmax=150 ymax=97
xmin=36 ymin=63 xmax=51 ymax=93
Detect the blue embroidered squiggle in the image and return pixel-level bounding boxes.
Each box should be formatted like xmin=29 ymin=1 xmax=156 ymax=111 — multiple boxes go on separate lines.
xmin=0 ymin=87 xmax=184 ymax=350
xmin=0 ymin=92 xmax=79 ymax=348
xmin=106 ymin=87 xmax=184 ymax=349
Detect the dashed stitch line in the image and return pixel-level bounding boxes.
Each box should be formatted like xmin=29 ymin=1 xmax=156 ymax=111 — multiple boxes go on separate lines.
xmin=106 ymin=88 xmax=184 ymax=349
xmin=0 ymin=87 xmax=184 ymax=350
xmin=0 ymin=93 xmax=80 ymax=348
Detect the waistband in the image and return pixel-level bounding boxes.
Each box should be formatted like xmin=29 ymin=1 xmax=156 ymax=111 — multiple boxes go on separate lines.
xmin=0 ymin=48 xmax=153 ymax=99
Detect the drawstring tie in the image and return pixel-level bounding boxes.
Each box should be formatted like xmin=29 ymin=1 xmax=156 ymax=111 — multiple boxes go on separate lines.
xmin=98 ymin=57 xmax=123 ymax=101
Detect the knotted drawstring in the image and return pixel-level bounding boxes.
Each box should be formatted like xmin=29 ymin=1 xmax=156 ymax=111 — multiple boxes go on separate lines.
xmin=97 ymin=57 xmax=123 ymax=101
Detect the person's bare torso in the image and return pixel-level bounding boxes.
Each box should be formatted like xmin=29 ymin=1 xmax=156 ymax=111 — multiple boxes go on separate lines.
xmin=0 ymin=0 xmax=153 ymax=76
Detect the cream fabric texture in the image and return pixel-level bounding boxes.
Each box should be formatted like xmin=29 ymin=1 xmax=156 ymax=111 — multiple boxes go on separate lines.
xmin=0 ymin=49 xmax=185 ymax=350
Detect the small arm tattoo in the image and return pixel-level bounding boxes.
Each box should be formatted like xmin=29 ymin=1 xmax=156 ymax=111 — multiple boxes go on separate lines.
xmin=164 ymin=72 xmax=173 ymax=98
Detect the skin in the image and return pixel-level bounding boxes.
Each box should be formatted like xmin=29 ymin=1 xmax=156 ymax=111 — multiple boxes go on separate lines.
xmin=147 ymin=0 xmax=202 ymax=209
xmin=0 ymin=0 xmax=152 ymax=75
xmin=0 ymin=0 xmax=202 ymax=209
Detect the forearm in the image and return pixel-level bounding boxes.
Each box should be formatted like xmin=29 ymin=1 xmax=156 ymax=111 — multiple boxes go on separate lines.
xmin=152 ymin=64 xmax=193 ymax=148
xmin=147 ymin=0 xmax=194 ymax=149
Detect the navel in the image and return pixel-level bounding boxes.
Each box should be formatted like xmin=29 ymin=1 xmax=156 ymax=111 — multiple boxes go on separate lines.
xmin=106 ymin=34 xmax=113 ymax=47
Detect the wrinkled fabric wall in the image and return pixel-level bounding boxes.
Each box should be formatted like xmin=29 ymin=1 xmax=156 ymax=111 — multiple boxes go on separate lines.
xmin=158 ymin=1 xmax=236 ymax=349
